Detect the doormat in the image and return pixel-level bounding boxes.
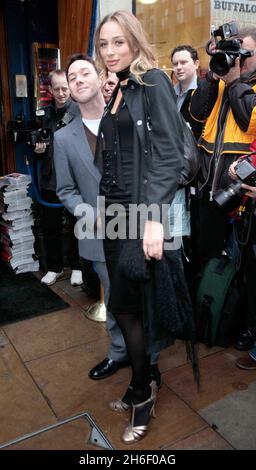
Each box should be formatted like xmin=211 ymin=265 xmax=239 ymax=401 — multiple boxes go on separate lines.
xmin=0 ymin=261 xmax=69 ymax=326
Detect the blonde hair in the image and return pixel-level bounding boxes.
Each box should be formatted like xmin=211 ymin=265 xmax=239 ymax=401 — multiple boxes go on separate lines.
xmin=94 ymin=10 xmax=157 ymax=84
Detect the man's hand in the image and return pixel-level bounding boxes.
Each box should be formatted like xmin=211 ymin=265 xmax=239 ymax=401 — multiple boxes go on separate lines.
xmin=34 ymin=142 xmax=47 ymax=154
xmin=228 ymin=161 xmax=238 ymax=180
xmin=208 ymin=39 xmax=217 ymax=54
xmin=215 ymin=56 xmax=240 ymax=84
xmin=241 ymin=183 xmax=256 ymax=199
xmin=143 ymin=220 xmax=164 ymax=261
xmin=229 ymin=161 xmax=256 ymax=199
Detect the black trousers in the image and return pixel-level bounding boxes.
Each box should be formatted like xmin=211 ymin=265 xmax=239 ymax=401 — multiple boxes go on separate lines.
xmin=238 ymin=213 xmax=256 ymax=327
xmin=40 ymin=189 xmax=80 ymax=272
xmin=197 ymin=191 xmax=256 ymax=328
xmin=196 ymin=190 xmax=233 ymax=270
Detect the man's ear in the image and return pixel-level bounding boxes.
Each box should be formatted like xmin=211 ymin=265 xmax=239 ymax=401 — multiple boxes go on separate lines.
xmin=49 ymin=85 xmax=53 ymax=96
xmin=195 ymin=59 xmax=200 ymax=70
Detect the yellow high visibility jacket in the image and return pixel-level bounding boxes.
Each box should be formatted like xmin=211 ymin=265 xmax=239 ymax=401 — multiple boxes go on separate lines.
xmin=199 ymin=79 xmax=256 ymax=155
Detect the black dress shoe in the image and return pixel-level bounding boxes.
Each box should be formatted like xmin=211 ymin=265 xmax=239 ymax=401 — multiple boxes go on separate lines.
xmin=149 ymin=364 xmax=161 ymax=389
xmin=234 ymin=327 xmax=256 ymax=351
xmin=88 ymin=357 xmax=129 ymax=380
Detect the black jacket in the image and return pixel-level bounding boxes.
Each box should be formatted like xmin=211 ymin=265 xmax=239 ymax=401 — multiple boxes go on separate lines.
xmin=96 ymin=68 xmax=184 ymax=224
xmin=35 ymin=98 xmax=79 ymax=191
xmin=179 ymin=82 xmax=204 ymax=142
xmin=190 ymin=71 xmax=256 ymax=193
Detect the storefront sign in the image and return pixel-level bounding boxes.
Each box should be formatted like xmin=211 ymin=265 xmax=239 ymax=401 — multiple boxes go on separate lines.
xmin=212 ymin=0 xmax=256 ymax=27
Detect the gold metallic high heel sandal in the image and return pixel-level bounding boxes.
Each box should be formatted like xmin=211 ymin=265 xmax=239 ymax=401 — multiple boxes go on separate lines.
xmin=109 ymin=385 xmax=133 ymax=413
xmin=122 ymin=391 xmax=156 ymax=444
xmin=109 ymin=399 xmax=131 ymax=412
xmin=109 ymin=381 xmax=158 ymax=414
xmin=150 ymin=380 xmax=158 ymax=401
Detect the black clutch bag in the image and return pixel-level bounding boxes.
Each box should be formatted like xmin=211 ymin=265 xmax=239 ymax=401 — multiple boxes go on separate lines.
xmin=118 ymin=239 xmax=151 ymax=282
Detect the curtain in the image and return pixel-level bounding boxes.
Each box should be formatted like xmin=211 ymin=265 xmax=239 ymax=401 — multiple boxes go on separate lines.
xmin=58 ymin=0 xmax=94 ymax=68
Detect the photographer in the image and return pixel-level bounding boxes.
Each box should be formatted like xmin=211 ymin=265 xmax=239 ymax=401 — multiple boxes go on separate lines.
xmin=228 ymin=160 xmax=256 ymax=355
xmin=34 ymin=69 xmax=82 ymax=286
xmin=190 ymin=25 xmax=256 ymax=349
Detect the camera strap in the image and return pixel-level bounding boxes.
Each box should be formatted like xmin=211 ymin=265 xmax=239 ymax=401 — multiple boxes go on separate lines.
xmin=234 ymin=198 xmax=255 ymax=246
xmin=56 ymin=111 xmax=74 ymax=130
xmin=238 ymin=150 xmax=256 ymax=165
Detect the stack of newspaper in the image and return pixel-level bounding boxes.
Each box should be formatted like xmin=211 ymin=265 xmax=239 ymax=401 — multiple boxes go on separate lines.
xmin=0 ymin=173 xmax=39 ymax=273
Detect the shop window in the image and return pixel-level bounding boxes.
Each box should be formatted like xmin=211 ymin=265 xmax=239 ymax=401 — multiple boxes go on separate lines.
xmin=176 ymin=2 xmax=184 ymax=24
xmin=33 ymin=43 xmax=60 ymax=111
xmin=194 ymin=0 xmax=204 ymax=18
xmin=161 ymin=16 xmax=168 ymax=29
xmin=136 ymin=0 xmax=212 ymax=73
xmin=149 ymin=15 xmax=156 ymax=37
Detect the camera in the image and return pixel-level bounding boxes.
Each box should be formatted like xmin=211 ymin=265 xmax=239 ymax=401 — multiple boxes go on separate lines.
xmin=214 ymin=154 xmax=256 ymax=208
xmin=28 ymin=128 xmax=52 ymax=147
xmin=206 ymin=21 xmax=254 ymax=76
xmin=212 ymin=21 xmax=238 ymax=40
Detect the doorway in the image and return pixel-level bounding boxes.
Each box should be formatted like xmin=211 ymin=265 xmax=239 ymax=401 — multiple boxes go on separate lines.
xmin=0 ymin=3 xmax=15 ymax=176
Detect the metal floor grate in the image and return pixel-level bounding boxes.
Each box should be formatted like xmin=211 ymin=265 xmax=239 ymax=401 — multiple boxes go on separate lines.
xmin=0 ymin=412 xmax=114 ymax=450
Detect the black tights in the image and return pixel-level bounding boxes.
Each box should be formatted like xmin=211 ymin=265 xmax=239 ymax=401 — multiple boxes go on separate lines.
xmin=115 ymin=312 xmax=151 ymax=404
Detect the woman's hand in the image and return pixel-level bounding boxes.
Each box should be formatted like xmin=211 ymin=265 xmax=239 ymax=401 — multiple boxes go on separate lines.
xmin=34 ymin=142 xmax=47 ymax=154
xmin=143 ymin=220 xmax=164 ymax=261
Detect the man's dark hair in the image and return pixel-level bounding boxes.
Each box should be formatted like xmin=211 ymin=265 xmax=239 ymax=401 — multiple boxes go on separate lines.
xmin=66 ymin=53 xmax=99 ymax=79
xmin=170 ymin=45 xmax=199 ymax=62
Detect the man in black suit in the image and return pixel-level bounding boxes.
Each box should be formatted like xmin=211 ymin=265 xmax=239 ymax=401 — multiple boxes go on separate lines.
xmin=170 ymin=45 xmax=202 ymax=141
xmin=170 ymin=45 xmax=203 ymax=289
xmin=34 ymin=69 xmax=82 ymax=287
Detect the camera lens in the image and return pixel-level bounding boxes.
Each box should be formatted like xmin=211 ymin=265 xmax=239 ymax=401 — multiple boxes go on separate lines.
xmin=210 ymin=52 xmax=235 ymax=76
xmin=213 ymin=180 xmax=244 ymax=209
xmin=41 ymin=129 xmax=51 ymax=139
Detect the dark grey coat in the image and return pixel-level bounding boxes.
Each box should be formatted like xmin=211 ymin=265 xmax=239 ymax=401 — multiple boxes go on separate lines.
xmin=96 ymin=68 xmax=186 ymax=353
xmin=54 ymin=116 xmax=104 ymax=262
xmin=96 ymin=68 xmax=184 ymax=218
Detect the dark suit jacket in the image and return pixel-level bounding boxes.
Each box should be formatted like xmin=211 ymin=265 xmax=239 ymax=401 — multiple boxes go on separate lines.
xmin=179 ymin=80 xmax=204 ymax=142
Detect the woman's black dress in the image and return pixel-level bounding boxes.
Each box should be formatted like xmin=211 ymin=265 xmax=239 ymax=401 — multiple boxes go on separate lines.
xmin=100 ymin=100 xmax=143 ymax=314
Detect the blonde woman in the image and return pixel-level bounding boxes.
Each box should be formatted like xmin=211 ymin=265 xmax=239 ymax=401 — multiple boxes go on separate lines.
xmin=94 ymin=11 xmax=193 ymax=444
